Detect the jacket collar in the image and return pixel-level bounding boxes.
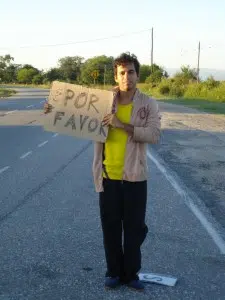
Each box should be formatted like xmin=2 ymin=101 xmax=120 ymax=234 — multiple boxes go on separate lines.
xmin=111 ymin=86 xmax=140 ymax=113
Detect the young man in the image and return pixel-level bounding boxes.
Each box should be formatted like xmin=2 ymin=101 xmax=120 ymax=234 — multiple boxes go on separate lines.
xmin=92 ymin=53 xmax=161 ymax=291
xmin=44 ymin=52 xmax=161 ymax=291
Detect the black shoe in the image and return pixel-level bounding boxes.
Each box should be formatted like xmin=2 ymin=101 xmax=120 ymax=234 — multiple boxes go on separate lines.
xmin=105 ymin=276 xmax=121 ymax=289
xmin=127 ymin=279 xmax=145 ymax=291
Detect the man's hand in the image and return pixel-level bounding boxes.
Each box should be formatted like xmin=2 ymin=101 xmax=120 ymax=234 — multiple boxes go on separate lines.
xmin=102 ymin=113 xmax=134 ymax=136
xmin=44 ymin=100 xmax=53 ymax=114
xmin=102 ymin=114 xmax=124 ymax=129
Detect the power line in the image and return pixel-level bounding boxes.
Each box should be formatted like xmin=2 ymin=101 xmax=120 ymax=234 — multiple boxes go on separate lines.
xmin=0 ymin=28 xmax=151 ymax=50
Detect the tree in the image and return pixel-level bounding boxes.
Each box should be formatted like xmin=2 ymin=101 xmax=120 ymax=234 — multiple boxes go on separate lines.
xmin=145 ymin=64 xmax=168 ymax=86
xmin=204 ymin=75 xmax=220 ymax=89
xmin=140 ymin=64 xmax=168 ymax=84
xmin=145 ymin=70 xmax=164 ymax=85
xmin=0 ymin=54 xmax=14 ymax=69
xmin=32 ymin=74 xmax=43 ymax=85
xmin=139 ymin=65 xmax=152 ymax=83
xmin=58 ymin=56 xmax=84 ymax=82
xmin=0 ymin=54 xmax=16 ymax=83
xmin=80 ymin=55 xmax=114 ymax=85
xmin=22 ymin=64 xmax=39 ymax=72
xmin=45 ymin=68 xmax=64 ymax=82
xmin=173 ymin=65 xmax=198 ymax=84
xmin=2 ymin=64 xmax=21 ymax=83
xmin=17 ymin=68 xmax=39 ymax=84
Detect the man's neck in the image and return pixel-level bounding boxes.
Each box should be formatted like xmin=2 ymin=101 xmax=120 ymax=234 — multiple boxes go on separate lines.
xmin=118 ymin=88 xmax=137 ymax=105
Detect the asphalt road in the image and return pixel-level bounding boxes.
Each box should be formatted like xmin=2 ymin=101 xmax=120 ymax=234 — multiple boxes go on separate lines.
xmin=0 ymin=88 xmax=225 ymax=300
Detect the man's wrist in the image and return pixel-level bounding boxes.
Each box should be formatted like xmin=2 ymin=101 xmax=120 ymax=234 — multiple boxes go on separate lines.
xmin=120 ymin=122 xmax=125 ymax=129
xmin=123 ymin=123 xmax=134 ymax=134
xmin=112 ymin=121 xmax=124 ymax=129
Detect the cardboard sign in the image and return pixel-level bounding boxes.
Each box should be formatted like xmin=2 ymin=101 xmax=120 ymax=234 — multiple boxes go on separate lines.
xmin=43 ymin=81 xmax=114 ymax=142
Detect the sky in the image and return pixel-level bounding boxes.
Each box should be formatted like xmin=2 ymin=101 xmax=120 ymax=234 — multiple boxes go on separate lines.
xmin=1 ymin=0 xmax=225 ymax=72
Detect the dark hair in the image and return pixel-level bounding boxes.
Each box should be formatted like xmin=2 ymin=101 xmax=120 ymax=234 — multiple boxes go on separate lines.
xmin=113 ymin=52 xmax=140 ymax=77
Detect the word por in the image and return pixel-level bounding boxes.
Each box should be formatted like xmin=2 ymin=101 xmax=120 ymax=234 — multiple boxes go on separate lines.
xmin=53 ymin=89 xmax=100 ymax=114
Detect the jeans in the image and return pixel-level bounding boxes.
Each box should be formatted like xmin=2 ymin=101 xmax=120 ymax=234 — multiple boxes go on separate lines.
xmin=99 ymin=178 xmax=148 ymax=282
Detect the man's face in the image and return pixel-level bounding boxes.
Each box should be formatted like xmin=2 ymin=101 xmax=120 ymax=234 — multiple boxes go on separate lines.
xmin=115 ymin=63 xmax=139 ymax=92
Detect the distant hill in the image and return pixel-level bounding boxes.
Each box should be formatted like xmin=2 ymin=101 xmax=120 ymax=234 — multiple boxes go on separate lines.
xmin=166 ymin=68 xmax=225 ymax=81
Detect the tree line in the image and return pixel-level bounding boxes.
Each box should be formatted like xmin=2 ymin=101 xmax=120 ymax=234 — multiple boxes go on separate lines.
xmin=0 ymin=53 xmax=171 ymax=85
xmin=2 ymin=53 xmax=223 ymax=102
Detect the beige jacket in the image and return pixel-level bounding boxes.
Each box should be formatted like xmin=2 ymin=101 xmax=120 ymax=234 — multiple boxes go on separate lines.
xmin=92 ymin=87 xmax=161 ymax=192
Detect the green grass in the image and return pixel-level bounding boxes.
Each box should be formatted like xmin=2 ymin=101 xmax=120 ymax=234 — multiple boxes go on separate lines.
xmin=0 ymin=83 xmax=50 ymax=89
xmin=137 ymin=83 xmax=225 ymax=115
xmin=1 ymin=82 xmax=224 ymax=114
xmin=93 ymin=83 xmax=225 ymax=115
xmin=157 ymin=98 xmax=225 ymax=114
xmin=0 ymin=88 xmax=17 ymax=98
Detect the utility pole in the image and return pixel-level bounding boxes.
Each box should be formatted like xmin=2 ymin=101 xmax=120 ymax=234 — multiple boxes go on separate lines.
xmin=197 ymin=41 xmax=200 ymax=82
xmin=151 ymin=27 xmax=154 ymax=73
xmin=103 ymin=65 xmax=106 ymax=88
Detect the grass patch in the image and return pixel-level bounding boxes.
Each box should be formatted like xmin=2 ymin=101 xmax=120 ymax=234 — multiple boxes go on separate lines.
xmin=137 ymin=83 xmax=225 ymax=115
xmin=0 ymin=88 xmax=17 ymax=98
xmin=93 ymin=83 xmax=225 ymax=115
xmin=1 ymin=82 xmax=224 ymax=115
xmin=157 ymin=98 xmax=225 ymax=114
xmin=0 ymin=83 xmax=50 ymax=89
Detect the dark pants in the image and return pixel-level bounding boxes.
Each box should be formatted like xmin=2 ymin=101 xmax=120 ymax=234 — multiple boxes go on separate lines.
xmin=99 ymin=178 xmax=148 ymax=283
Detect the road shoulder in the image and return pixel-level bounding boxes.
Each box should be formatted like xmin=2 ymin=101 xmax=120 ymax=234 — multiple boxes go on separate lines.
xmin=155 ymin=101 xmax=225 ymax=228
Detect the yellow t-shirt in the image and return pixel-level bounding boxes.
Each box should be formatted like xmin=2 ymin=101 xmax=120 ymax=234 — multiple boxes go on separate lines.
xmin=103 ymin=102 xmax=133 ymax=180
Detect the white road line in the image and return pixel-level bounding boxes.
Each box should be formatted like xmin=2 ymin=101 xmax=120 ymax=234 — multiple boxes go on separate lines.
xmin=0 ymin=166 xmax=10 ymax=174
xmin=27 ymin=105 xmax=34 ymax=108
xmin=147 ymin=150 xmax=225 ymax=255
xmin=40 ymin=100 xmax=45 ymax=104
xmin=52 ymin=133 xmax=58 ymax=137
xmin=38 ymin=140 xmax=48 ymax=147
xmin=6 ymin=110 xmax=17 ymax=114
xmin=20 ymin=151 xmax=32 ymax=159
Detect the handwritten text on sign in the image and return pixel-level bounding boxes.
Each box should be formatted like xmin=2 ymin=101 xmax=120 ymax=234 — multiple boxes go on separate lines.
xmin=43 ymin=81 xmax=114 ymax=142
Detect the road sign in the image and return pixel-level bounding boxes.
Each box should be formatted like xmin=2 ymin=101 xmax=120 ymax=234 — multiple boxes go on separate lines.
xmin=91 ymin=70 xmax=99 ymax=79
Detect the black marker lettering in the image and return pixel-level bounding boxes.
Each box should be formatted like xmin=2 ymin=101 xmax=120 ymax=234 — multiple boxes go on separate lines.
xmin=65 ymin=89 xmax=75 ymax=106
xmin=75 ymin=92 xmax=87 ymax=109
xmin=99 ymin=123 xmax=107 ymax=137
xmin=64 ymin=114 xmax=76 ymax=130
xmin=80 ymin=115 xmax=89 ymax=130
xmin=53 ymin=88 xmax=63 ymax=102
xmin=54 ymin=111 xmax=65 ymax=125
xmin=88 ymin=118 xmax=98 ymax=132
xmin=88 ymin=94 xmax=99 ymax=113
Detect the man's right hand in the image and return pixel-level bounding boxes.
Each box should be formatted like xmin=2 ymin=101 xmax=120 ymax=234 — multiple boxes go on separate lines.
xmin=44 ymin=100 xmax=53 ymax=114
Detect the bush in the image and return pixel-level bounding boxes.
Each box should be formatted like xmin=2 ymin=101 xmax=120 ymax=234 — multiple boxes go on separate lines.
xmin=169 ymin=84 xmax=185 ymax=97
xmin=206 ymin=81 xmax=225 ymax=102
xmin=184 ymin=81 xmax=225 ymax=102
xmin=139 ymin=77 xmax=225 ymax=103
xmin=173 ymin=65 xmax=198 ymax=85
xmin=32 ymin=74 xmax=43 ymax=85
xmin=17 ymin=68 xmax=38 ymax=84
xmin=145 ymin=70 xmax=163 ymax=86
xmin=157 ymin=79 xmax=185 ymax=97
xmin=184 ymin=83 xmax=203 ymax=98
xmin=42 ymin=78 xmax=50 ymax=85
xmin=203 ymin=76 xmax=220 ymax=90
xmin=159 ymin=84 xmax=170 ymax=95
